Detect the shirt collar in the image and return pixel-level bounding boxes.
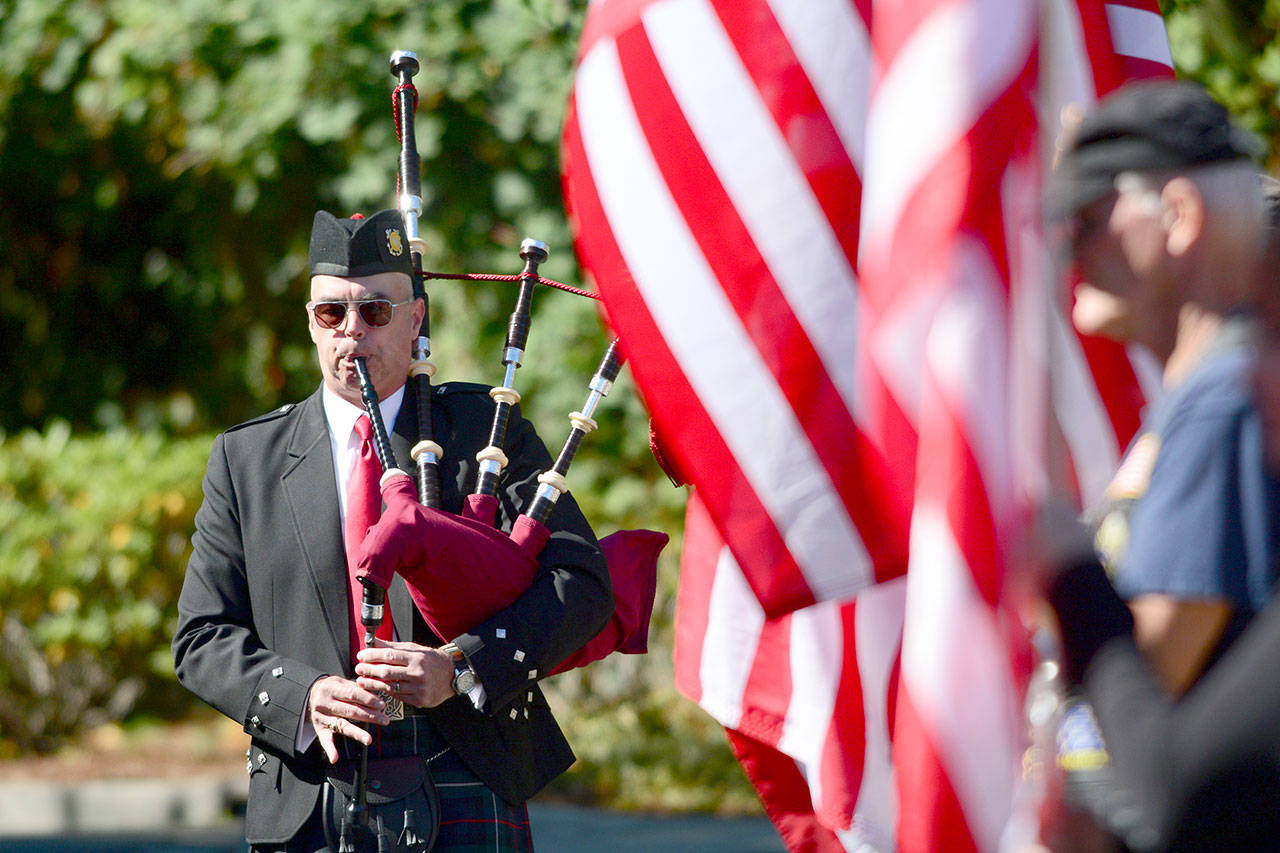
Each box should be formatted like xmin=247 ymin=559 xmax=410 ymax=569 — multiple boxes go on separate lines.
xmin=321 ymin=382 xmax=406 ymax=445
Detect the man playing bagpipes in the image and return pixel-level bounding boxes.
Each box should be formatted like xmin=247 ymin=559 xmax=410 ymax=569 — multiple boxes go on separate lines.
xmin=173 ymin=208 xmax=661 ymax=852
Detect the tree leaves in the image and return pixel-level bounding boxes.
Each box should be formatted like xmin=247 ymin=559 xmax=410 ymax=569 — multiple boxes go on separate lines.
xmin=1163 ymin=0 xmax=1280 ymax=168
xmin=0 ymin=0 xmax=603 ymax=435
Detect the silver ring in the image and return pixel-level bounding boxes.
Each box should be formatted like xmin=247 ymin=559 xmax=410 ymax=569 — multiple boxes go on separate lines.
xmin=327 ymin=720 xmax=339 ymax=732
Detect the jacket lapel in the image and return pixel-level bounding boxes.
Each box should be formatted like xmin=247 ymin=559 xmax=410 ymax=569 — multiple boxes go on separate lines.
xmin=281 ymin=390 xmax=350 ymax=672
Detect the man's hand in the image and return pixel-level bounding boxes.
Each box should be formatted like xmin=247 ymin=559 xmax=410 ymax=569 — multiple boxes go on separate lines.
xmin=355 ymin=638 xmax=456 ymax=709
xmin=306 ymin=675 xmax=390 ymax=764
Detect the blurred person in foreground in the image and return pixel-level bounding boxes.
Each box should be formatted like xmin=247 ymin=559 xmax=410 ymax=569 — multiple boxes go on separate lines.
xmin=1040 ymin=79 xmax=1280 ymax=850
xmin=172 ymin=210 xmax=612 ymax=852
xmin=1053 ymin=79 xmax=1279 ymax=698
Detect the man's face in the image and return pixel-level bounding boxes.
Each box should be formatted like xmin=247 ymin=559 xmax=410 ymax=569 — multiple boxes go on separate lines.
xmin=1068 ymin=185 xmax=1174 ymax=351
xmin=308 ymin=271 xmax=424 ymax=406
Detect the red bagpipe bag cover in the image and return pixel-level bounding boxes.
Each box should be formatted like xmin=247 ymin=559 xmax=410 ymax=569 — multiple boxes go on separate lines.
xmin=356 ymin=473 xmax=666 ymax=674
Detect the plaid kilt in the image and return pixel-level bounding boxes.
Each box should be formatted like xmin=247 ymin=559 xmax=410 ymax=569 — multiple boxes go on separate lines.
xmin=430 ymin=748 xmax=533 ymax=851
xmin=314 ymin=714 xmax=533 ymax=852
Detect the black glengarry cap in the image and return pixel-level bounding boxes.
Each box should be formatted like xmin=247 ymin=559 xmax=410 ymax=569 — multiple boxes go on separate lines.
xmin=1050 ymin=80 xmax=1261 ymax=220
xmin=309 ymin=209 xmax=413 ymax=278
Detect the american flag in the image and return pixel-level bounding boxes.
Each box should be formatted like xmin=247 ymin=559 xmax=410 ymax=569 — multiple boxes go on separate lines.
xmin=562 ymin=0 xmax=1171 ymax=849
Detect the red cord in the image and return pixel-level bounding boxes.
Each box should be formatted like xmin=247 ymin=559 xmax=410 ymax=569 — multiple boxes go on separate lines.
xmin=423 ymin=271 xmax=601 ymax=301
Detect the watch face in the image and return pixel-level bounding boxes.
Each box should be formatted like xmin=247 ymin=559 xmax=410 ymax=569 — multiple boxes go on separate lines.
xmin=453 ymin=669 xmax=477 ymax=694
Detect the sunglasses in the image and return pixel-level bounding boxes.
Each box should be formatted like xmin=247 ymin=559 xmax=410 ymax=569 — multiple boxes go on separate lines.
xmin=306 ymin=299 xmax=413 ymax=329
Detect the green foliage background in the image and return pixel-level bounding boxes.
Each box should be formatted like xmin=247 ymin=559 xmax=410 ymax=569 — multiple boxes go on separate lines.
xmin=0 ymin=0 xmax=1276 ymax=815
xmin=0 ymin=0 xmax=713 ymax=811
xmin=1162 ymin=0 xmax=1280 ymax=171
xmin=0 ymin=425 xmax=210 ymax=755
xmin=0 ymin=0 xmax=609 ymax=433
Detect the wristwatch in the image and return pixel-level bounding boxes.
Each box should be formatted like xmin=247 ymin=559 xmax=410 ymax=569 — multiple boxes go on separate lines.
xmin=441 ymin=644 xmax=478 ymax=695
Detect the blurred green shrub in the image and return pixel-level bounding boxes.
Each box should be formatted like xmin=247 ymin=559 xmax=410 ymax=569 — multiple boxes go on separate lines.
xmin=538 ymin=509 xmax=760 ymax=815
xmin=0 ymin=422 xmax=211 ymax=756
xmin=0 ymin=422 xmax=756 ymax=811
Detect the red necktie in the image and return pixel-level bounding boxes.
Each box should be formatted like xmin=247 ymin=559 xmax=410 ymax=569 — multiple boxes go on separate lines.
xmin=345 ymin=415 xmax=393 ymax=662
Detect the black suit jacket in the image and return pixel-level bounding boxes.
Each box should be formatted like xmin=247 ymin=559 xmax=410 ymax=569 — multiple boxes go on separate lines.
xmin=173 ymin=382 xmax=611 ymax=845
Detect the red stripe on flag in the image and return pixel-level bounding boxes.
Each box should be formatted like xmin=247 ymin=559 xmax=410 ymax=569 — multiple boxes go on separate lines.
xmin=709 ymin=0 xmax=864 ymax=269
xmin=861 ymin=356 xmax=923 ymax=523
xmin=1078 ymin=334 xmax=1146 ymax=448
xmin=815 ymin=601 xmax=870 ymax=828
xmin=893 ymin=691 xmax=980 ymax=853
xmin=612 ymin=20 xmax=909 ymax=584
xmin=1117 ymin=54 xmax=1173 ymax=81
xmin=726 ymin=728 xmax=847 ymax=853
xmin=577 ymin=0 xmax=658 ymax=62
xmin=563 ymin=92 xmax=820 ymax=616
xmin=1074 ymin=0 xmax=1128 ymax=94
xmin=865 ymin=1 xmax=933 ymax=71
xmin=1074 ymin=0 xmax=1171 ymax=96
xmin=671 ymin=488 xmax=720 ymax=706
xmin=735 ymin=614 xmax=795 ymax=747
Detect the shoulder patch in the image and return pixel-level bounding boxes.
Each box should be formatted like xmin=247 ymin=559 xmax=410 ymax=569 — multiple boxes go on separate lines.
xmin=225 ymin=403 xmax=297 ymax=433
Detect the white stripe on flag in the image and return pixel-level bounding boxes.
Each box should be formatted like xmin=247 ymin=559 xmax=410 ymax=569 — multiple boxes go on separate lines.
xmin=575 ymin=36 xmax=873 ymax=602
xmin=696 ymin=544 xmax=765 ymax=728
xmin=1042 ymin=0 xmax=1103 ymax=112
xmin=765 ymin=0 xmax=872 ymax=170
xmin=1104 ymin=3 xmax=1175 ymax=65
xmin=849 ymin=577 xmax=905 ymax=852
xmin=902 ymin=510 xmax=1020 ymax=852
xmin=928 ymin=240 xmax=1017 ymax=520
xmin=646 ymin=0 xmax=864 ymax=418
xmin=778 ymin=602 xmax=843 ymax=805
xmin=1049 ymin=306 xmax=1123 ymax=505
xmin=860 ymin=0 xmax=1036 ymax=260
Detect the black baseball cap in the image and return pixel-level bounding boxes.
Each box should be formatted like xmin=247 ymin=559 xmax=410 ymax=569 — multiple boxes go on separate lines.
xmin=1049 ymin=80 xmax=1261 ymax=220
xmin=309 ymin=209 xmax=414 ymax=278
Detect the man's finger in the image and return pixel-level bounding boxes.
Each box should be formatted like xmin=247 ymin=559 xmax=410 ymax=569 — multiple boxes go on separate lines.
xmin=358 ymin=638 xmax=429 ymax=661
xmin=331 ymin=701 xmax=390 ymax=727
xmin=355 ymin=648 xmax=403 ymax=669
xmin=356 ymin=676 xmax=395 ymax=694
xmin=329 ymin=715 xmax=375 ymax=746
xmin=315 ymin=684 xmax=387 ymax=716
xmin=318 ymin=728 xmax=339 ymax=764
xmin=354 ymin=661 xmax=404 ymax=683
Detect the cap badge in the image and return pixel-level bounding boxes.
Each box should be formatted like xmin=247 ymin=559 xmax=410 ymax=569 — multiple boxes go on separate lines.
xmin=386 ymin=228 xmax=405 ymax=257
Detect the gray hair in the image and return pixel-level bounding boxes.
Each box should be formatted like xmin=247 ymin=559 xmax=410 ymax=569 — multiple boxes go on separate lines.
xmin=1115 ymin=160 xmax=1265 ymax=247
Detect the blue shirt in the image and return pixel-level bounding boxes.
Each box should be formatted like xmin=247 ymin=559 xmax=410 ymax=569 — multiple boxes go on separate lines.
xmin=1116 ymin=332 xmax=1280 ymax=649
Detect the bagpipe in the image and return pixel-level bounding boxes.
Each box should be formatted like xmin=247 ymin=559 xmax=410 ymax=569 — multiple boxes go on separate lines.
xmin=328 ymin=47 xmax=667 ymax=853
xmin=357 ymin=47 xmax=665 ymax=673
